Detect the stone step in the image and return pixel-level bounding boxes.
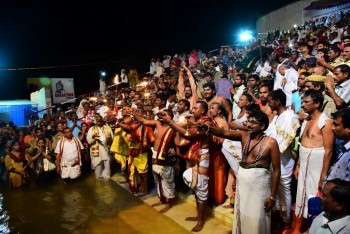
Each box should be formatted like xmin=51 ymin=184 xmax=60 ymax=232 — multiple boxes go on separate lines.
xmin=111 ymin=173 xmax=232 ymax=233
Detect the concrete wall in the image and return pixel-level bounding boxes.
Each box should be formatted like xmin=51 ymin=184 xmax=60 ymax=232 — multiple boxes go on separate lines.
xmin=256 ymin=0 xmax=314 ymax=34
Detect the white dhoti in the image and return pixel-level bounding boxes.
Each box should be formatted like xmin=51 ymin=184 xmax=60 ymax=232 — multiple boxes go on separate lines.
xmin=183 ymin=149 xmax=209 ymax=202
xmin=152 ymin=149 xmax=175 ymax=199
xmin=91 ymin=147 xmax=111 ymax=180
xmin=94 ymin=159 xmax=111 ymax=180
xmin=276 ymin=148 xmax=295 ymax=222
xmin=61 ymin=164 xmax=81 ymax=179
xmin=295 ymin=145 xmax=324 ymax=218
xmin=233 ymin=166 xmax=271 ymax=234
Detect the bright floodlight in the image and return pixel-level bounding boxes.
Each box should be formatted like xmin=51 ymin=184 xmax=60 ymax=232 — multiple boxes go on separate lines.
xmin=100 ymin=71 xmax=106 ymax=77
xmin=293 ymin=24 xmax=297 ymax=28
xmin=239 ymin=31 xmax=252 ymax=41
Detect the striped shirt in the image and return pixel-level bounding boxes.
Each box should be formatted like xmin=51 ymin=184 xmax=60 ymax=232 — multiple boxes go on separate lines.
xmin=335 ymin=79 xmax=350 ymax=104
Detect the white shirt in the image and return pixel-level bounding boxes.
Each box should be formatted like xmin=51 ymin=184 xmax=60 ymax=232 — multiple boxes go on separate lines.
xmin=282 ymin=67 xmax=299 ymax=107
xmin=232 ymin=85 xmax=246 ymax=119
xmin=274 ymin=63 xmax=284 ymax=91
xmin=150 ymin=61 xmax=156 ymax=75
xmin=96 ymin=105 xmax=109 ymax=118
xmin=120 ymin=73 xmax=128 ymax=83
xmin=162 ymin=55 xmax=171 ymax=68
xmin=55 ymin=137 xmax=84 ymax=166
xmin=256 ymin=61 xmax=272 ymax=77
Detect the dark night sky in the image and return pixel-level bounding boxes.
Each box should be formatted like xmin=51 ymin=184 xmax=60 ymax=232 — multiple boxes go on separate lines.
xmin=0 ymin=0 xmax=296 ymax=99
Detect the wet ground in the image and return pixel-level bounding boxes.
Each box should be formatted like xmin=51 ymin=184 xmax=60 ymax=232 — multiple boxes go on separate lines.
xmin=0 ymin=174 xmax=190 ymax=234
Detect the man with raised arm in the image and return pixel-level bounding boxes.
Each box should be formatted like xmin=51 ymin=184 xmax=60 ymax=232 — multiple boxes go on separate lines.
xmin=158 ymin=101 xmax=214 ymax=232
xmin=132 ymin=108 xmax=177 ymax=213
xmin=205 ymin=109 xmax=280 ymax=234
xmin=177 ymin=61 xmax=198 ymax=109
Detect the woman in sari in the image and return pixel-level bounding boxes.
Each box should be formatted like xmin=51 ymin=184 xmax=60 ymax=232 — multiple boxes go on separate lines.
xmin=28 ymin=138 xmax=56 ymax=186
xmin=5 ymin=139 xmax=29 ymax=188
xmin=78 ymin=122 xmax=91 ymax=173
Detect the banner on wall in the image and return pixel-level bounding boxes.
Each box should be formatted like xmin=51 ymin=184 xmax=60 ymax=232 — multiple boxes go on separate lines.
xmin=52 ymin=78 xmax=75 ymax=103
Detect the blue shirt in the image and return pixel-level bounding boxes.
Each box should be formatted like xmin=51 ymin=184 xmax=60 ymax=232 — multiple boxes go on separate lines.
xmin=291 ymin=91 xmax=303 ymax=113
xmin=215 ymin=77 xmax=233 ymax=100
xmin=67 ymin=120 xmax=82 ymax=137
xmin=309 ymin=212 xmax=350 ymax=234
xmin=326 ymin=141 xmax=350 ymax=182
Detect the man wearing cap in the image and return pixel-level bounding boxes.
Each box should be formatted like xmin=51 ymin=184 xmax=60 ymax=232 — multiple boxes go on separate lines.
xmin=325 ymin=64 xmax=350 ymax=109
xmin=305 ymin=75 xmax=337 ymax=116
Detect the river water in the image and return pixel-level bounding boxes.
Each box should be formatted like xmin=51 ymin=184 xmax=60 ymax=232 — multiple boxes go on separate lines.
xmin=0 ymin=174 xmax=189 ymax=234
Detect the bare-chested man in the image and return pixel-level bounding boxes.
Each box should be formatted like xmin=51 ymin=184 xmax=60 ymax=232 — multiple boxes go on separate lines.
xmin=210 ymin=102 xmax=230 ymax=133
xmin=293 ymin=90 xmax=334 ymax=233
xmin=158 ymin=101 xmax=214 ymax=232
xmin=205 ymin=109 xmax=280 ymax=234
xmin=258 ymin=84 xmax=276 ymax=123
xmin=202 ymin=82 xmax=232 ymax=123
xmin=132 ymin=108 xmax=177 ymax=213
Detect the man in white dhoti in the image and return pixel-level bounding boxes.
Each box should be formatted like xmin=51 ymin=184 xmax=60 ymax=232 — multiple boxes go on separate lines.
xmin=55 ymin=127 xmax=84 ymax=180
xmin=133 ymin=109 xmax=177 ymax=213
xmin=266 ymin=89 xmax=300 ymax=231
xmin=293 ymin=90 xmax=334 ymax=233
xmin=207 ymin=109 xmax=281 ymax=234
xmin=87 ymin=114 xmax=114 ymax=180
xmin=158 ymin=101 xmax=215 ymax=232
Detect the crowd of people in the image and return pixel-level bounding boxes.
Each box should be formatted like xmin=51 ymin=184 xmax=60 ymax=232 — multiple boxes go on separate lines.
xmin=1 ymin=9 xmax=350 ymax=234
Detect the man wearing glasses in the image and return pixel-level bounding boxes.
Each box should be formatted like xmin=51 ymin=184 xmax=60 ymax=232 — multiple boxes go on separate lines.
xmin=204 ymin=109 xmax=280 ymax=234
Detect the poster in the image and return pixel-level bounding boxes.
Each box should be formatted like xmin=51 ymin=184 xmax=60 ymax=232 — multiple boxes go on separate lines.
xmin=52 ymin=78 xmax=75 ymax=103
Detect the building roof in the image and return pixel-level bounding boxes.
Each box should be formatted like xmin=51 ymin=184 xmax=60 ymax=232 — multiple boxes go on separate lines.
xmin=304 ymin=0 xmax=349 ymax=10
xmin=0 ymin=100 xmax=38 ymax=106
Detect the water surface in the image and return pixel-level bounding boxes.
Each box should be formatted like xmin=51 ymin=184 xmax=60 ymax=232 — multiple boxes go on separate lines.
xmin=0 ymin=174 xmax=189 ymax=234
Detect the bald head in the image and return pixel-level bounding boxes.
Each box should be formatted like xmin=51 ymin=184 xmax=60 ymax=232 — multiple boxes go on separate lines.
xmin=312 ymin=66 xmax=327 ymax=76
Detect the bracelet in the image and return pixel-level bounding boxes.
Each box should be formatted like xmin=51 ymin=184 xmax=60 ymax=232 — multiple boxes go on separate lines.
xmin=269 ymin=196 xmax=276 ymax=202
